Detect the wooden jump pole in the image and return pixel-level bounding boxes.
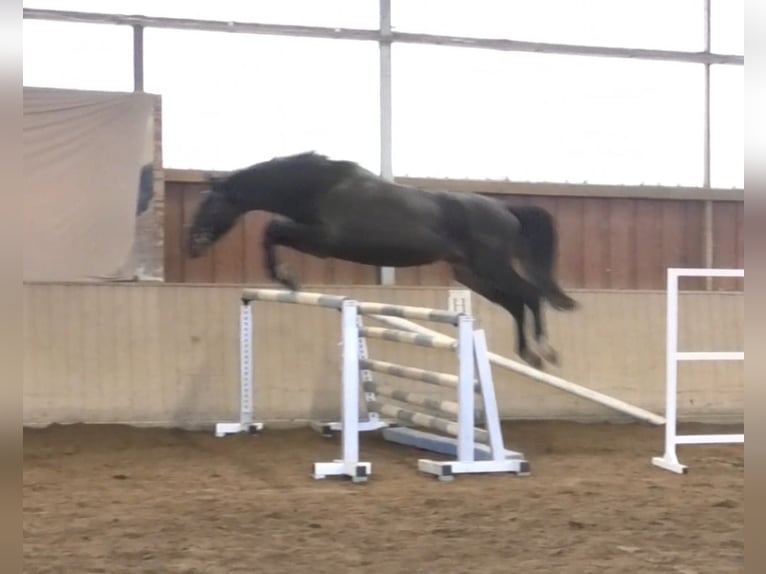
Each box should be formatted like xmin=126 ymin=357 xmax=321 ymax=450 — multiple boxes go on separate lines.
xmin=370 ymin=401 xmax=491 ymax=444
xmin=358 ymin=325 xmax=456 ymax=350
xmin=360 ymin=358 xmax=480 ymax=390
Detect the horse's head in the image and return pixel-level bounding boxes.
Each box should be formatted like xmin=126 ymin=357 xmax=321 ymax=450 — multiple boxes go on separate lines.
xmin=186 ymin=176 xmax=241 ymax=258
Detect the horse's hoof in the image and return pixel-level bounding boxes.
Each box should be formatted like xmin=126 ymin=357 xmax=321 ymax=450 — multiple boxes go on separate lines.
xmin=520 ymin=349 xmax=544 ymax=370
xmin=540 ymin=345 xmax=559 ymax=366
xmin=276 ymin=265 xmax=300 ymax=291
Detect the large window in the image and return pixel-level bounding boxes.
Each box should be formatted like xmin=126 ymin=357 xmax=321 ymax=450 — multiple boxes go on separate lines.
xmin=710 ymin=65 xmax=743 ymax=188
xmin=23 ymin=20 xmax=133 ymax=91
xmin=22 ymin=0 xmax=743 ymax=188
xmin=392 ymin=44 xmax=704 ymax=185
xmin=144 ymin=30 xmax=380 ymax=171
xmin=711 ymin=0 xmax=744 ymax=55
xmin=392 ymin=0 xmax=703 ymax=51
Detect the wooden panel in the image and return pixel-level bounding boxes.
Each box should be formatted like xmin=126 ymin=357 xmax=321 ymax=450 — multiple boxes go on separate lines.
xmin=712 ymin=202 xmax=744 ymax=291
xmin=582 ymin=197 xmax=611 ymax=288
xmin=659 ymin=201 xmax=689 ymax=279
xmin=396 ymin=262 xmax=452 ymax=286
xmin=682 ymin=201 xmax=706 ymax=291
xmin=553 ymin=197 xmax=585 ymax=289
xmin=211 ymin=218 xmax=245 ymax=283
xmin=23 ymin=283 xmax=743 ymax=426
xmin=243 ymin=212 xmax=270 ymax=284
xmin=180 ymin=188 xmax=214 ymax=282
xmin=606 ymin=198 xmax=636 ymax=288
xmin=163 ymin=184 xmax=184 ymax=282
xmin=634 ymin=200 xmax=664 ymax=289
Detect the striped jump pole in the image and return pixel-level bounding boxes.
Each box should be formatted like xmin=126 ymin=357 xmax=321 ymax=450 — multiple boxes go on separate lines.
xmin=358 ymin=326 xmax=456 ymax=350
xmin=359 ymin=358 xmax=477 ymax=391
xmin=241 ymin=288 xmax=347 ymax=309
xmin=370 ymin=400 xmax=490 ymax=444
xmin=356 ymin=307 xmax=529 ymax=479
xmin=369 ymin=313 xmax=666 ymax=426
xmin=363 ymin=380 xmax=484 ymax=420
xmin=357 ymin=302 xmax=462 ymax=325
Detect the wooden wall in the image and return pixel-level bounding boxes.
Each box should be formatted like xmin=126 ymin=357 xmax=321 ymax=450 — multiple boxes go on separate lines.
xmin=23 ymin=282 xmax=744 ymax=428
xmin=163 ymin=172 xmax=744 ymax=291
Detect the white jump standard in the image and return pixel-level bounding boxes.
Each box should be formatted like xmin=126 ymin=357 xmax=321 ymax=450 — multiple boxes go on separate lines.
xmin=220 ymin=288 xmax=530 ymax=482
xmin=323 ymin=296 xmax=530 ymax=480
xmin=214 ymin=288 xmax=349 ymax=438
xmin=651 ymin=268 xmax=744 ymax=474
xmin=214 ymin=299 xmax=264 ymax=437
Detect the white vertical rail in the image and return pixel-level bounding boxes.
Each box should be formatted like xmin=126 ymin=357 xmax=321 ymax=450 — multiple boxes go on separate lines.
xmin=456 ymin=314 xmax=475 ymax=462
xmin=240 ymin=301 xmax=254 ymax=428
xmin=215 ymin=300 xmax=262 ymax=437
xmin=659 ymin=268 xmax=681 ymax=470
xmin=652 ymin=267 xmax=744 ymax=474
xmin=378 ymin=0 xmax=395 ymax=286
xmin=703 ymin=0 xmax=714 ymax=289
xmin=313 ymin=299 xmax=371 ymax=482
xmin=341 ymin=300 xmax=361 ymax=464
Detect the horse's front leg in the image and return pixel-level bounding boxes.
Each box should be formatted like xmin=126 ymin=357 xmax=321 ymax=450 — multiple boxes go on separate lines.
xmin=262 ymin=218 xmax=330 ymax=291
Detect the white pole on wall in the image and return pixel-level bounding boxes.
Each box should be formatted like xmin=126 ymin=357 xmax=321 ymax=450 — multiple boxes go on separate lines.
xmin=703 ymin=0 xmax=714 ymax=290
xmin=378 ymin=0 xmax=396 ymax=286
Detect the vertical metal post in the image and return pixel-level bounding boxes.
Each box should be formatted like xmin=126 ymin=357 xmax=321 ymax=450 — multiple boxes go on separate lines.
xmin=663 ymin=270 xmax=680 ymax=466
xmin=378 ymin=0 xmax=395 ymax=285
xmin=132 ymin=24 xmax=144 ymax=92
xmin=703 ymin=0 xmax=714 ymax=289
xmin=341 ymin=300 xmax=361 ymax=464
xmin=456 ymin=314 xmax=475 ymax=462
xmin=240 ymin=301 xmax=253 ymax=428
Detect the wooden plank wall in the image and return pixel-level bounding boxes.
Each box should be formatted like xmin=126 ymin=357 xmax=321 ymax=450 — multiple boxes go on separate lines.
xmin=23 ymin=282 xmax=744 ymax=427
xmin=163 ymin=174 xmax=744 ymax=291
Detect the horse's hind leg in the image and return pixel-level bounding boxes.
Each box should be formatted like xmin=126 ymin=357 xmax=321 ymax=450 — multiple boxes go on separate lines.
xmin=452 ymin=264 xmax=544 ymax=369
xmin=529 ymin=296 xmax=558 ymax=366
xmin=262 ymin=218 xmax=331 ymax=291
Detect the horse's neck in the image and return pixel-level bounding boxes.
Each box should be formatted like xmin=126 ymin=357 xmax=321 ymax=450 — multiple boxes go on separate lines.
xmin=230 ymin=173 xmax=322 ymax=221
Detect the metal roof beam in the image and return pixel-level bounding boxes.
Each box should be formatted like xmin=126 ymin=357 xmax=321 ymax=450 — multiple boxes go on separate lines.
xmin=24 ymin=8 xmax=744 ymax=66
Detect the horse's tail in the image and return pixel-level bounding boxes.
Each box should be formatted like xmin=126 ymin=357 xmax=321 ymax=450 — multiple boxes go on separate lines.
xmin=507 ymin=205 xmax=579 ymax=311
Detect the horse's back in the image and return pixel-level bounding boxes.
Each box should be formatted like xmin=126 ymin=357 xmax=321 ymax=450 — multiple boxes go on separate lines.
xmin=449 ymin=191 xmax=521 ymax=239
xmin=322 ymin=171 xmax=445 ymax=224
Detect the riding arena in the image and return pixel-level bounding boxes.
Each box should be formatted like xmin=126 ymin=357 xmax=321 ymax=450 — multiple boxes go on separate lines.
xmin=23 ymin=5 xmax=743 ymax=574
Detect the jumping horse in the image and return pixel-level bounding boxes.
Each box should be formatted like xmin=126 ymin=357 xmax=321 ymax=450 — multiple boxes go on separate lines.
xmin=186 ymin=152 xmax=578 ymax=368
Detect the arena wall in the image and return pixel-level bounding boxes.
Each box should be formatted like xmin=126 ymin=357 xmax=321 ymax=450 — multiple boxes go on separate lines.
xmin=23 ymin=282 xmax=743 ymax=429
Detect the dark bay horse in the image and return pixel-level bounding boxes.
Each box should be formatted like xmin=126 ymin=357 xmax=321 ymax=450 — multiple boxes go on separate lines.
xmin=186 ymin=152 xmax=578 ymax=368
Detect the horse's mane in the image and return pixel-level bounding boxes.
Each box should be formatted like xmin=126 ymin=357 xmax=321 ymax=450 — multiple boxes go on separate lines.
xmin=213 ymin=151 xmax=376 ymax=193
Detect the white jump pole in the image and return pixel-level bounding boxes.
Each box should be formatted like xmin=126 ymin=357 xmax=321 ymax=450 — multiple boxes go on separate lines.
xmin=651 ymin=267 xmax=744 ymax=475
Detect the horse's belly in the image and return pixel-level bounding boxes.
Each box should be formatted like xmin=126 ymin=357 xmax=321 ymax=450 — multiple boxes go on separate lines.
xmin=330 ymin=242 xmax=444 ymax=267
